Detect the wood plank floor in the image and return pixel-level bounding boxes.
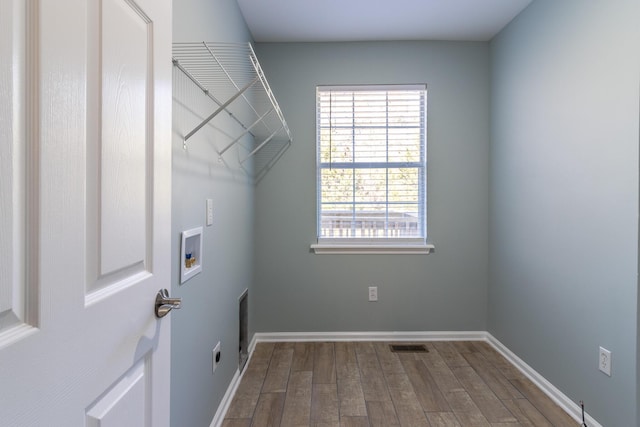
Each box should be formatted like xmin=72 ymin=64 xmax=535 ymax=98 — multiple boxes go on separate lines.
xmin=222 ymin=341 xmax=577 ymax=427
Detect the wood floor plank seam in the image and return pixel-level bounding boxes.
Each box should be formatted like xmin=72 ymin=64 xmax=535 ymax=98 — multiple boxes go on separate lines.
xmin=222 ymin=341 xmax=577 ymax=427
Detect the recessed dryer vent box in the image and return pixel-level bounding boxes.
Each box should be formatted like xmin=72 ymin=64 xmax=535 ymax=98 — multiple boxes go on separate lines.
xmin=181 ymin=227 xmax=203 ymax=284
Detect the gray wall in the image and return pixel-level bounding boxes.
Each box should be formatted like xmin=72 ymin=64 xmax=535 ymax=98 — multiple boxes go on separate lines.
xmin=170 ymin=1 xmax=640 ymax=425
xmin=489 ymin=1 xmax=640 ymax=426
xmin=171 ymin=1 xmax=254 ymax=426
xmin=252 ymin=42 xmax=490 ymax=333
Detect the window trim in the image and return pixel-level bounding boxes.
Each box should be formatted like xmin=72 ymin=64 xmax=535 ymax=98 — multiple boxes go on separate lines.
xmin=313 ymin=84 xmax=433 ymax=254
xmin=310 ymin=241 xmax=435 ymax=255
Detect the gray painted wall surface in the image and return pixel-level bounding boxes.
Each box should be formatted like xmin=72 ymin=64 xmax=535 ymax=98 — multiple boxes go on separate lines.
xmin=252 ymin=42 xmax=490 ymax=333
xmin=171 ymin=1 xmax=253 ymax=426
xmin=169 ymin=2 xmax=640 ymax=425
xmin=489 ymin=1 xmax=640 ymax=426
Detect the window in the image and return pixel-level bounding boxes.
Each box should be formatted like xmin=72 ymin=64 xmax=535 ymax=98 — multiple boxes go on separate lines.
xmin=312 ymin=85 xmax=432 ymax=254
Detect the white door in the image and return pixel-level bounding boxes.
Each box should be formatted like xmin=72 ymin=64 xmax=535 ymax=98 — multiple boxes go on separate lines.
xmin=0 ymin=0 xmax=173 ymax=425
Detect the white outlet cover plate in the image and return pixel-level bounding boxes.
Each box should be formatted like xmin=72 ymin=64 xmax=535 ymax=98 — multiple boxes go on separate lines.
xmin=599 ymin=346 xmax=611 ymax=376
xmin=368 ymin=286 xmax=378 ymax=301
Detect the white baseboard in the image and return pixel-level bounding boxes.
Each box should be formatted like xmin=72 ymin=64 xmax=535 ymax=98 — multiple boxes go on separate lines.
xmin=209 ymin=336 xmax=260 ymax=427
xmin=208 ymin=362 xmax=245 ymax=427
xmin=253 ymin=330 xmax=488 ymax=342
xmin=486 ymin=333 xmax=601 ymax=427
xmin=209 ymin=331 xmax=601 ymax=427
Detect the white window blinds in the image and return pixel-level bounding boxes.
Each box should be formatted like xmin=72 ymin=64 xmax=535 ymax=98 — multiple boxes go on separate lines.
xmin=316 ymin=85 xmax=427 ymax=243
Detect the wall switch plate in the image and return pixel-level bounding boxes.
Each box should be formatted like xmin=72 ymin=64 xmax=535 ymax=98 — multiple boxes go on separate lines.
xmin=206 ymin=199 xmax=214 ymax=226
xmin=368 ymin=286 xmax=378 ymax=302
xmin=599 ymin=346 xmax=611 ymax=376
xmin=212 ymin=342 xmax=221 ymax=374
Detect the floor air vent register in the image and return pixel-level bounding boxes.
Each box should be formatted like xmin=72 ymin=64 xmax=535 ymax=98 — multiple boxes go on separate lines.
xmin=389 ymin=344 xmax=428 ymax=353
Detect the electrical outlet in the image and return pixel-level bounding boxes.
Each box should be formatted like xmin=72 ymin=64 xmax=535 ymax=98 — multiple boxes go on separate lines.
xmin=368 ymin=286 xmax=378 ymax=302
xmin=212 ymin=342 xmax=221 ymax=374
xmin=598 ymin=346 xmax=611 ymax=376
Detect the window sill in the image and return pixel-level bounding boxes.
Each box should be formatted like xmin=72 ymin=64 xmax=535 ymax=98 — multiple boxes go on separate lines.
xmin=310 ymin=242 xmax=435 ymax=255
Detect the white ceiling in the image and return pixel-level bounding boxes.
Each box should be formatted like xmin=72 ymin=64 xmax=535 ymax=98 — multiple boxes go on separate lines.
xmin=236 ymin=0 xmax=533 ymax=43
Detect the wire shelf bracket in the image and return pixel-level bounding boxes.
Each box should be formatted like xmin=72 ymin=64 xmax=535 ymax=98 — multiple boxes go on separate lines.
xmin=172 ymin=42 xmax=293 ymax=162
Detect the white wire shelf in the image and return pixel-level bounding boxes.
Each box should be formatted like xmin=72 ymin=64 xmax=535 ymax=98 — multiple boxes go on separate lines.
xmin=172 ymin=42 xmax=292 ymax=167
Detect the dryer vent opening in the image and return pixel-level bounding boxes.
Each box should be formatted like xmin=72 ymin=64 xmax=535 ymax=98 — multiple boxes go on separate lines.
xmin=239 ymin=290 xmax=248 ymax=371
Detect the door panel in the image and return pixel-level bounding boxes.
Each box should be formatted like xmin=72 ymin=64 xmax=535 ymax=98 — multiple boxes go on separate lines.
xmin=86 ymin=357 xmax=150 ymax=427
xmin=99 ymin=0 xmax=149 ymax=277
xmin=88 ymin=0 xmax=153 ymax=296
xmin=0 ymin=0 xmax=172 ymax=425
xmin=0 ymin=0 xmax=24 ymax=329
xmin=0 ymin=0 xmax=37 ymax=343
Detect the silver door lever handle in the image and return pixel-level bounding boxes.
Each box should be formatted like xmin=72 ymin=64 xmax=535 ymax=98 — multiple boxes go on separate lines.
xmin=155 ymin=289 xmax=182 ymax=318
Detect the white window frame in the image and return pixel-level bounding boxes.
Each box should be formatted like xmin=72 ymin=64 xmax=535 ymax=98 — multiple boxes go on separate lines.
xmin=311 ymin=84 xmax=434 ymax=255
